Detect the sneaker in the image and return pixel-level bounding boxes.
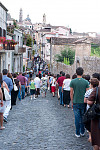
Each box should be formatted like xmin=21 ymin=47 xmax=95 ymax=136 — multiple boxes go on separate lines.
xmin=75 ymin=134 xmax=80 ymax=138
xmin=34 ymin=97 xmax=36 ymax=99
xmin=80 ymin=133 xmax=85 ymax=137
xmin=31 ymin=97 xmax=32 ymax=100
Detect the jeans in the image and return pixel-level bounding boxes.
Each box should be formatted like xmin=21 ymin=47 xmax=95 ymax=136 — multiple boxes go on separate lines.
xmin=59 ymin=86 xmax=63 ymax=105
xmin=18 ymin=89 xmax=21 ymax=100
xmin=18 ymin=85 xmax=25 ymax=100
xmin=73 ymin=103 xmax=85 ymax=135
xmin=21 ymin=85 xmax=25 ymax=99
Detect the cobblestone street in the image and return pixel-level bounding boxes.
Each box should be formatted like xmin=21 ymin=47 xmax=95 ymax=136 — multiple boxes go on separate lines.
xmin=0 ymin=91 xmax=92 ymax=150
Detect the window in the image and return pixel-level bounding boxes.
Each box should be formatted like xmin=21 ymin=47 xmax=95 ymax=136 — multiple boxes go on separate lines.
xmin=3 ymin=29 xmax=6 ymax=37
xmin=0 ymin=27 xmax=2 ymax=36
xmin=8 ymin=52 xmax=10 ymax=58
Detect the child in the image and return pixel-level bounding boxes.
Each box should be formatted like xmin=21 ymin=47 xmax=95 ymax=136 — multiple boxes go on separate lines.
xmin=29 ymin=79 xmax=37 ymax=100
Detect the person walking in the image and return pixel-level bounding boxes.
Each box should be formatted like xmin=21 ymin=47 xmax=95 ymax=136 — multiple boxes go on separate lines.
xmin=40 ymin=74 xmax=48 ymax=98
xmin=70 ymin=67 xmax=89 ymax=137
xmin=11 ymin=73 xmax=20 ymax=106
xmin=57 ymin=72 xmax=66 ymax=105
xmin=17 ymin=72 xmax=26 ymax=100
xmin=87 ymin=85 xmax=100 ymax=150
xmin=2 ymin=69 xmax=13 ymax=123
xmin=34 ymin=74 xmax=40 ymax=98
xmin=62 ymin=74 xmax=71 ymax=108
xmin=0 ymin=73 xmax=9 ymax=129
xmin=84 ymin=78 xmax=99 ymax=143
xmin=29 ymin=78 xmax=36 ymax=100
xmin=51 ymin=75 xmax=56 ymax=97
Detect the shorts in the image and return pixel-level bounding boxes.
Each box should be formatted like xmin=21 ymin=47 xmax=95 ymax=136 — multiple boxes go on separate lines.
xmin=30 ymin=89 xmax=36 ymax=95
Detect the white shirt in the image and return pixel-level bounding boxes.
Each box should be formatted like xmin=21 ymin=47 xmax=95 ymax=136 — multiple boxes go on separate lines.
xmin=63 ymin=79 xmax=71 ymax=91
xmin=34 ymin=77 xmax=40 ymax=88
xmin=51 ymin=78 xmax=56 ymax=87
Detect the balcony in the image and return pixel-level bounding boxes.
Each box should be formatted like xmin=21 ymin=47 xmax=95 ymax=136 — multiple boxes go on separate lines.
xmin=3 ymin=43 xmax=15 ymax=50
xmin=0 ymin=43 xmax=15 ymax=53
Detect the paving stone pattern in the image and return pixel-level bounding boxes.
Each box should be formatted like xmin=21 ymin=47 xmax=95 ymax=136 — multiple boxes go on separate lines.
xmin=0 ymin=91 xmax=92 ymax=150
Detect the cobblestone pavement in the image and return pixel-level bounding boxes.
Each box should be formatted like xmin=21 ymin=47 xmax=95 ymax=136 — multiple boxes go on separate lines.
xmin=0 ymin=91 xmax=92 ymax=150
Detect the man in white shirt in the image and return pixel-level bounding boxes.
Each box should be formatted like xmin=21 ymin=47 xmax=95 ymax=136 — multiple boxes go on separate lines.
xmin=34 ymin=74 xmax=41 ymax=97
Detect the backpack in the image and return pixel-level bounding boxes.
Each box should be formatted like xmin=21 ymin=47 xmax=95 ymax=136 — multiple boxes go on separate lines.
xmin=13 ymin=79 xmax=18 ymax=91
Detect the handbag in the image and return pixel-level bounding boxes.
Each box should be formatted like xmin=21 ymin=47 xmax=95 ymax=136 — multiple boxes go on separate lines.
xmin=3 ymin=82 xmax=11 ymax=101
xmin=83 ymin=87 xmax=100 ymax=124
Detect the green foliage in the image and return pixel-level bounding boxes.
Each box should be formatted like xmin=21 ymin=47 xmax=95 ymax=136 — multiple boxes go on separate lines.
xmin=32 ymin=50 xmax=35 ymax=56
xmin=26 ymin=35 xmax=32 ymax=47
xmin=91 ymin=45 xmax=100 ymax=57
xmin=23 ymin=65 xmax=25 ymax=72
xmin=55 ymin=47 xmax=75 ymax=65
xmin=13 ymin=20 xmax=18 ymax=28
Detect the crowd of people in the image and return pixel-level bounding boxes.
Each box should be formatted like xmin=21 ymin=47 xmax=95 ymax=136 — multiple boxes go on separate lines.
xmin=0 ymin=66 xmax=100 ymax=150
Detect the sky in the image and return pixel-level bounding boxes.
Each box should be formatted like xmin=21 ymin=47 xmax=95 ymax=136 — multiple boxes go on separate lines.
xmin=1 ymin=0 xmax=100 ymax=33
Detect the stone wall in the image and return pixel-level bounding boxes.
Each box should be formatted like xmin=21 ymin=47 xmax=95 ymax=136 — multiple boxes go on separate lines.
xmin=50 ymin=37 xmax=100 ymax=77
xmin=53 ymin=56 xmax=100 ymax=77
xmin=82 ymin=56 xmax=100 ymax=75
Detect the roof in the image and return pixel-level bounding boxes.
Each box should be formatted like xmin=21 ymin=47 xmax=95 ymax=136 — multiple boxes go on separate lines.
xmin=46 ymin=37 xmax=50 ymax=40
xmin=50 ymin=37 xmax=91 ymax=45
xmin=51 ymin=37 xmax=78 ymax=45
xmin=39 ymin=28 xmax=51 ymax=32
xmin=0 ymin=2 xmax=8 ymax=11
xmin=73 ymin=32 xmax=89 ymax=36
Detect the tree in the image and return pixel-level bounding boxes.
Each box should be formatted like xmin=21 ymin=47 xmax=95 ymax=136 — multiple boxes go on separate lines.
xmin=55 ymin=46 xmax=75 ymax=65
xmin=26 ymin=35 xmax=32 ymax=47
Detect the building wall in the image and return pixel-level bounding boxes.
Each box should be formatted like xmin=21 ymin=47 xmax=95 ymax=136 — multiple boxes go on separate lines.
xmin=0 ymin=6 xmax=6 ymax=31
xmin=13 ymin=29 xmax=23 ymax=73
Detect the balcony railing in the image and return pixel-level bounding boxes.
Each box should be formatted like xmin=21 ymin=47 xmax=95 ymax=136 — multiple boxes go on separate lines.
xmin=3 ymin=43 xmax=15 ymax=50
xmin=14 ymin=46 xmax=26 ymax=54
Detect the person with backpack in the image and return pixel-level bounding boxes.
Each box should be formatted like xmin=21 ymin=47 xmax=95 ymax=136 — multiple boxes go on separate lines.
xmin=11 ymin=73 xmax=20 ymax=106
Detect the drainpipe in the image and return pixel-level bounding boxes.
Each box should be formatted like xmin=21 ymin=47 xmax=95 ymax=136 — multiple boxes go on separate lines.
xmin=50 ymin=38 xmax=52 ymax=72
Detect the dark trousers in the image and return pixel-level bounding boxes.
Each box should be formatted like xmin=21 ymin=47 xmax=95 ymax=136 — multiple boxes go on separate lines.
xmin=11 ymin=89 xmax=18 ymax=105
